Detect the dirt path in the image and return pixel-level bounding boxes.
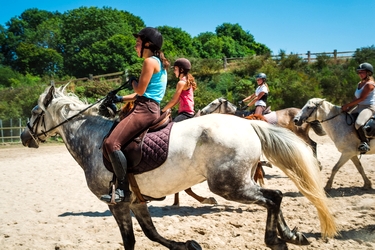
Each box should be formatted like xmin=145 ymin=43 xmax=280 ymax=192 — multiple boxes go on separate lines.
xmin=1 ymin=133 xmax=374 ymax=250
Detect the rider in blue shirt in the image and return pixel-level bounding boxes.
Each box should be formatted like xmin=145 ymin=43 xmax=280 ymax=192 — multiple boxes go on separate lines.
xmin=100 ymin=27 xmax=170 ymax=203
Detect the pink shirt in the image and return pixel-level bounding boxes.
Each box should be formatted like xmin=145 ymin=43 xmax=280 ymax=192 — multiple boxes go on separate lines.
xmin=178 ymin=84 xmax=194 ymax=115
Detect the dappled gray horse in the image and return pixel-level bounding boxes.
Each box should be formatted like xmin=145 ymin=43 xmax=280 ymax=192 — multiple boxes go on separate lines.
xmin=20 ymin=86 xmax=337 ymax=250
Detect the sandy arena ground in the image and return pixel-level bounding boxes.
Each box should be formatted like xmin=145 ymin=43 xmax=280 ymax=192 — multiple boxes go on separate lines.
xmin=1 ymin=132 xmax=374 ymax=250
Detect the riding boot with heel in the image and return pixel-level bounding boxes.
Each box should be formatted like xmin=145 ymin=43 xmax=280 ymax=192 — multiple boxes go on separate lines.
xmin=100 ymin=150 xmax=131 ymax=203
xmin=357 ymin=126 xmax=370 ymax=154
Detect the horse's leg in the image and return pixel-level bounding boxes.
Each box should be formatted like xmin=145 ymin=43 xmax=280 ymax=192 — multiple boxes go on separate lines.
xmin=108 ymin=203 xmax=135 ymax=250
xmin=172 ymin=188 xmax=218 ymax=206
xmin=130 ymin=202 xmax=202 ymax=250
xmin=350 ymin=156 xmax=372 ymax=189
xmin=258 ymin=189 xmax=289 ymax=249
xmin=208 ymin=174 xmax=306 ymax=249
xmin=184 ymin=188 xmax=218 ymax=205
xmin=172 ymin=192 xmax=180 ymax=206
xmin=325 ymin=154 xmax=351 ymax=190
xmin=254 ymin=162 xmax=265 ymax=187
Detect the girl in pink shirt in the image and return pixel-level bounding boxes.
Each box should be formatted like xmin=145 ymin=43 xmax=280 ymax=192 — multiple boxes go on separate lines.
xmin=162 ymin=58 xmax=197 ymax=122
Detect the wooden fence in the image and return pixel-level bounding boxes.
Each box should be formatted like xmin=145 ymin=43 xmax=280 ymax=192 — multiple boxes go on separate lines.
xmin=0 ymin=118 xmax=27 ymax=144
xmin=223 ymin=50 xmax=355 ymax=69
xmin=52 ymin=71 xmax=125 ymax=85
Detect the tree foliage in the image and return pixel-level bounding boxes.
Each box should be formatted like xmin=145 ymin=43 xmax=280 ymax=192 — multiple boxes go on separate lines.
xmin=0 ymin=7 xmax=374 ymax=122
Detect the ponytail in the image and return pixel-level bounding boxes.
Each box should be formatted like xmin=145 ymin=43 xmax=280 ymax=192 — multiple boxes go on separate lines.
xmin=186 ymin=73 xmax=197 ymax=91
xmin=154 ymin=50 xmax=170 ymax=69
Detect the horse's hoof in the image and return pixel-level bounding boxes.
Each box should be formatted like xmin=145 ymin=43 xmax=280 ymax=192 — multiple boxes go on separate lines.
xmin=324 ymin=184 xmax=332 ymax=191
xmin=185 ymin=240 xmax=202 ymax=250
xmin=363 ymin=183 xmax=372 ymax=190
xmin=266 ymin=240 xmax=288 ymax=250
xmin=201 ymin=197 xmax=218 ymax=205
xmin=285 ymin=231 xmax=310 ymax=245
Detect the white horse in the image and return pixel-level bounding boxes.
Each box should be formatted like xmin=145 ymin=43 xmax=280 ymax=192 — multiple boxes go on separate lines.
xmin=20 ymin=85 xmax=337 ymax=250
xmin=294 ymin=98 xmax=373 ymax=190
xmin=200 ymin=97 xmax=327 ymax=162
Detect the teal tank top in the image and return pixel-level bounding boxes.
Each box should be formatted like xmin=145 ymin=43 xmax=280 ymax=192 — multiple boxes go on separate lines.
xmin=142 ymin=56 xmax=167 ymax=103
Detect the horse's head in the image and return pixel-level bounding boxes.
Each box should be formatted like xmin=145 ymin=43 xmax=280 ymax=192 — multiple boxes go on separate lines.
xmin=294 ymin=98 xmax=326 ymax=126
xmin=200 ymin=98 xmax=237 ymax=115
xmin=20 ymin=86 xmax=56 ymax=148
xmin=21 ymin=84 xmax=94 ymax=148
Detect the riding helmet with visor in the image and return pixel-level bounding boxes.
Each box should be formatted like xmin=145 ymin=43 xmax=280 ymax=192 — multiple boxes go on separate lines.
xmin=356 ymin=62 xmax=373 ymax=76
xmin=256 ymin=73 xmax=267 ymax=80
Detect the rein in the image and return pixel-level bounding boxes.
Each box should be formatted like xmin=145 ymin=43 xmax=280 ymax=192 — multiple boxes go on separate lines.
xmin=306 ymin=102 xmax=354 ymax=125
xmin=28 ymin=79 xmax=131 ymax=142
xmin=27 ymin=98 xmax=104 ymax=141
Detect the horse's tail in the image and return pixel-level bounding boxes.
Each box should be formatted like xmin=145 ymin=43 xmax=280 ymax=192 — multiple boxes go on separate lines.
xmin=250 ymin=121 xmax=337 ymax=239
xmin=310 ymin=120 xmax=327 ymax=136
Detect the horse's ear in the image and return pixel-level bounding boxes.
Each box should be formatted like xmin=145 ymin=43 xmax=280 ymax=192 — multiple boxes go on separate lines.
xmin=43 ymin=85 xmax=55 ymax=107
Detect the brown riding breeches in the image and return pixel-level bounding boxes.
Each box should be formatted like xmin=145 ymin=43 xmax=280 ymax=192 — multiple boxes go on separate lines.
xmin=103 ymin=97 xmax=160 ymax=154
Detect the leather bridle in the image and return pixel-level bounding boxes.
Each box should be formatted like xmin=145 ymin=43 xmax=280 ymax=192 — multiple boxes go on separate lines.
xmin=26 ymin=99 xmax=102 ymax=144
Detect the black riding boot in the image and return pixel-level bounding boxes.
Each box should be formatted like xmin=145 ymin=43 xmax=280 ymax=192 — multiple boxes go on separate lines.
xmin=357 ymin=126 xmax=370 ymax=154
xmin=100 ymin=150 xmax=131 ymax=203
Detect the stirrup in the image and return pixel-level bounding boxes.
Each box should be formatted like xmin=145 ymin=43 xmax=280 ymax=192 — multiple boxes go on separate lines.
xmin=100 ymin=189 xmax=130 ymax=204
xmin=358 ymin=142 xmax=370 ymax=154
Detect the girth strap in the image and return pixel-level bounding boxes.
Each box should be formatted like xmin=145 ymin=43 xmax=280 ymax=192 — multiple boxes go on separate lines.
xmin=128 ymin=173 xmax=147 ymax=203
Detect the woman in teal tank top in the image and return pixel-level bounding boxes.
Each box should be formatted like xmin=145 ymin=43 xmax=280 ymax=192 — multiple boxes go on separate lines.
xmin=100 ymin=27 xmax=170 ymax=204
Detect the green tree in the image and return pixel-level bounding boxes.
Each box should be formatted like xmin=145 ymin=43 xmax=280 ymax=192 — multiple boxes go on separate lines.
xmin=0 ymin=9 xmax=60 ymax=74
xmin=216 ymin=23 xmax=270 ymax=56
xmin=59 ymin=7 xmax=144 ymax=77
xmin=157 ymin=26 xmax=198 ymax=58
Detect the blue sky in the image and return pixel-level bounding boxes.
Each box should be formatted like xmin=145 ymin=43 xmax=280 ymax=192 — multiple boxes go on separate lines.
xmin=1 ymin=1 xmax=374 ymax=55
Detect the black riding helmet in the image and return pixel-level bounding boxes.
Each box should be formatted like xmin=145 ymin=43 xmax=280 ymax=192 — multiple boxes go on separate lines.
xmin=356 ymin=62 xmax=373 ymax=76
xmin=133 ymin=27 xmax=163 ymax=57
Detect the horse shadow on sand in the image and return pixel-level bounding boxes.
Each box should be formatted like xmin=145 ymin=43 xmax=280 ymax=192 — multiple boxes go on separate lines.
xmin=303 ymin=224 xmax=375 ymax=243
xmin=58 ymin=204 xmax=263 ymax=218
xmin=264 ymin=173 xmax=375 ymax=198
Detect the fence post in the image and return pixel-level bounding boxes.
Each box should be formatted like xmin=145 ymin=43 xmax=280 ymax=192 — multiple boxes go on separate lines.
xmin=333 ymin=50 xmax=337 ymax=61
xmin=223 ymin=57 xmax=227 ymax=69
xmin=10 ymin=119 xmax=13 ymax=143
xmin=0 ymin=119 xmax=3 ymax=143
xmin=307 ymin=51 xmax=311 ymax=63
xmin=19 ymin=118 xmax=22 ymax=142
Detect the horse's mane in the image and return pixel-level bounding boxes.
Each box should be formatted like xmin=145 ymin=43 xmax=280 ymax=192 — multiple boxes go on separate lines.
xmin=39 ymin=83 xmax=99 ymax=116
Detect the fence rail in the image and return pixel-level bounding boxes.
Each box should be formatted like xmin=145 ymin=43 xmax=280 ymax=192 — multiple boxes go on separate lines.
xmin=223 ymin=50 xmax=355 ymax=69
xmin=0 ymin=119 xmax=27 ymax=144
